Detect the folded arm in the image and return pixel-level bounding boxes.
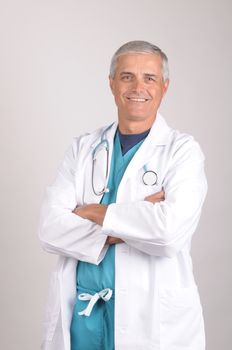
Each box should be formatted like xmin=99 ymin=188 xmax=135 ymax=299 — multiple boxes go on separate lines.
xmin=101 ymin=140 xmax=207 ymax=258
xmin=78 ymin=139 xmax=207 ymax=258
xmin=73 ymin=190 xmax=165 ymax=244
xmin=38 ymin=139 xmax=108 ymax=265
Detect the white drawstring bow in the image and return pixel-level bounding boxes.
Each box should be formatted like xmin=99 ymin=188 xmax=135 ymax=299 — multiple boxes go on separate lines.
xmin=78 ymin=288 xmax=113 ymax=317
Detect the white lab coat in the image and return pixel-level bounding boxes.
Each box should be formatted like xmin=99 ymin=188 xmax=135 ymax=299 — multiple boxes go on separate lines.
xmin=38 ymin=114 xmax=207 ymax=350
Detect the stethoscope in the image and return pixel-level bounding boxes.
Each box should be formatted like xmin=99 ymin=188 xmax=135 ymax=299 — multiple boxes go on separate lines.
xmin=92 ymin=125 xmax=158 ymax=196
xmin=92 ymin=125 xmax=111 ymax=196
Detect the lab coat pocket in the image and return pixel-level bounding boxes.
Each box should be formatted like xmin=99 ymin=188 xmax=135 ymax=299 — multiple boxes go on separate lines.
xmin=42 ymin=272 xmax=60 ymax=342
xmin=160 ymin=285 xmax=205 ymax=350
xmin=135 ymin=162 xmax=163 ymax=200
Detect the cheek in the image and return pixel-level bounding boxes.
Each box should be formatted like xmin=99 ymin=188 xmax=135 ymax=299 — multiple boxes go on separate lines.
xmin=151 ymin=88 xmax=164 ymax=102
xmin=114 ymin=93 xmax=125 ymax=108
xmin=116 ymin=90 xmax=127 ymax=104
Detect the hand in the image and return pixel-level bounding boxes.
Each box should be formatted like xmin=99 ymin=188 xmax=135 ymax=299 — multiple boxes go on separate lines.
xmin=73 ymin=204 xmax=108 ymax=226
xmin=144 ymin=190 xmax=165 ymax=204
xmin=106 ymin=236 xmax=124 ymax=245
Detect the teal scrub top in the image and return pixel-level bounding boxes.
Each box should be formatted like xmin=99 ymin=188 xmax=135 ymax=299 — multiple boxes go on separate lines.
xmin=70 ymin=130 xmax=145 ymax=350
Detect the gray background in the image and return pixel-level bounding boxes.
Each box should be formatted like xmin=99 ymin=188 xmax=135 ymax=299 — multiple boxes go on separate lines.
xmin=0 ymin=0 xmax=231 ymax=349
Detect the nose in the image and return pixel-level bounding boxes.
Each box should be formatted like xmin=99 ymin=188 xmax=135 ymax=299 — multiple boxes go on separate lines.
xmin=131 ymin=78 xmax=145 ymax=92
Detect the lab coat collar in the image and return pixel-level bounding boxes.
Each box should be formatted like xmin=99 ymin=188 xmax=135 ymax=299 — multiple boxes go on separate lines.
xmin=90 ymin=112 xmax=171 ymax=149
xmin=146 ymin=112 xmax=171 ymax=145
xmin=90 ymin=122 xmax=118 ymax=150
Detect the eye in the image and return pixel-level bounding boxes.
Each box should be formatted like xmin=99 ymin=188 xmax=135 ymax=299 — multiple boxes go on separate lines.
xmin=121 ymin=74 xmax=133 ymax=81
xmin=146 ymin=76 xmax=156 ymax=82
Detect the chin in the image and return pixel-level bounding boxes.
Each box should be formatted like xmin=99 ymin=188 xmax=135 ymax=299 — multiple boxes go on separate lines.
xmin=126 ymin=114 xmax=151 ymax=122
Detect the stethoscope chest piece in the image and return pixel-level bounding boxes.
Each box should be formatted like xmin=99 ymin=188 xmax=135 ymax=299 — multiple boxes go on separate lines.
xmin=142 ymin=170 xmax=158 ymax=186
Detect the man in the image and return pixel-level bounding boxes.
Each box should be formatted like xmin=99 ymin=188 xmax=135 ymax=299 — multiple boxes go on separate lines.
xmin=39 ymin=40 xmax=207 ymax=350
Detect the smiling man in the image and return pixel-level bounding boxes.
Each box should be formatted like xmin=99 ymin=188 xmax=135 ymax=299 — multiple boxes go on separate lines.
xmin=39 ymin=41 xmax=207 ymax=350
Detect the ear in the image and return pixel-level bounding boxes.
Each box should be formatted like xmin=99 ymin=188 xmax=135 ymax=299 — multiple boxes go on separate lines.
xmin=109 ymin=75 xmax=115 ymax=95
xmin=162 ymin=79 xmax=170 ymax=97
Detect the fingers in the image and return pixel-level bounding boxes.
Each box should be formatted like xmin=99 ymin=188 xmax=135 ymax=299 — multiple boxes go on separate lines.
xmin=144 ymin=191 xmax=165 ymax=203
xmin=73 ymin=204 xmax=107 ymax=225
xmin=106 ymin=236 xmax=124 ymax=245
xmin=72 ymin=205 xmax=89 ymax=219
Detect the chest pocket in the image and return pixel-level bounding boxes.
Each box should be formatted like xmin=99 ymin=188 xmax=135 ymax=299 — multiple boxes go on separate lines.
xmin=133 ymin=144 xmax=170 ymax=200
xmin=134 ymin=163 xmax=164 ymax=200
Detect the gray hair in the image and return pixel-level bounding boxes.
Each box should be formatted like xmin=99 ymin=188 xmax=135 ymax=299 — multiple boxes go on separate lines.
xmin=109 ymin=40 xmax=169 ymax=82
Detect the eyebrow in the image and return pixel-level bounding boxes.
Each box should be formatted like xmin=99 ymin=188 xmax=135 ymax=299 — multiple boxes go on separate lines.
xmin=120 ymin=71 xmax=158 ymax=78
xmin=144 ymin=73 xmax=158 ymax=78
xmin=120 ymin=72 xmax=134 ymax=76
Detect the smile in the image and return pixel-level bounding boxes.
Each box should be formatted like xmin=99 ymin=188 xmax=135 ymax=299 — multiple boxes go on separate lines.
xmin=126 ymin=97 xmax=149 ymax=102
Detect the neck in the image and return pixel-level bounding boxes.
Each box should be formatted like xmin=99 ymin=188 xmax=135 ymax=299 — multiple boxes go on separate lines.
xmin=118 ymin=115 xmax=156 ymax=134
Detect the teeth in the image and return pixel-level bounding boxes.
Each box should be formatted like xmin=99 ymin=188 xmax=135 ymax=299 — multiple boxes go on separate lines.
xmin=128 ymin=98 xmax=147 ymax=102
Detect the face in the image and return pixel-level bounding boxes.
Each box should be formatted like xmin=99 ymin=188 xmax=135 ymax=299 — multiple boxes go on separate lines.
xmin=109 ymin=53 xmax=169 ymax=131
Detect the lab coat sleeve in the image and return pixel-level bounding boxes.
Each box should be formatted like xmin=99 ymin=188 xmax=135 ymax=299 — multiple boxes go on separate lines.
xmin=102 ymin=137 xmax=207 ymax=258
xmin=38 ymin=138 xmax=108 ymax=265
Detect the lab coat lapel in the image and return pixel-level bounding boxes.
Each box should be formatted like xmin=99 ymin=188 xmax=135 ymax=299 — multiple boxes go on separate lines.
xmin=116 ymin=113 xmax=171 ymax=195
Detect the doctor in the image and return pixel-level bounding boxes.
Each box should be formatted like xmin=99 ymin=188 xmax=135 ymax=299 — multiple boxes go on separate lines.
xmin=39 ymin=40 xmax=207 ymax=350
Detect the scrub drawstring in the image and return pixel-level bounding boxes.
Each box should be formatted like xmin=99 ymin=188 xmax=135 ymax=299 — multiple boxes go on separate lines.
xmin=78 ymin=288 xmax=113 ymax=317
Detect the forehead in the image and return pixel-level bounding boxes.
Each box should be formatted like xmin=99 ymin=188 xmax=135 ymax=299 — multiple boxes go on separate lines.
xmin=115 ymin=53 xmax=163 ymax=74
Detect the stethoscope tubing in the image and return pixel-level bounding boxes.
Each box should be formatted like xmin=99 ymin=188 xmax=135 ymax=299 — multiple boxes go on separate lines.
xmin=91 ymin=126 xmax=111 ymax=196
xmin=92 ymin=125 xmax=158 ymax=195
